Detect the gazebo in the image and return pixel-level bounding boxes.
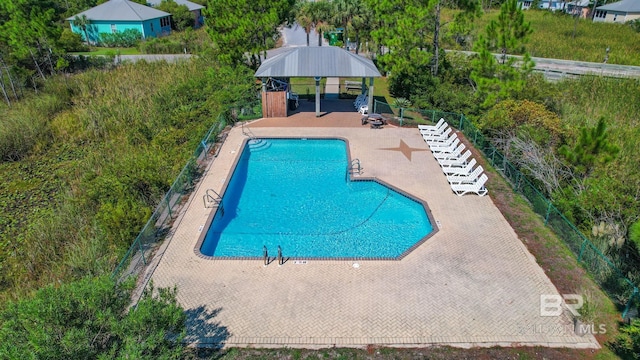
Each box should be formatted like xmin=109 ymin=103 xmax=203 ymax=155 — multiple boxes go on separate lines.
xmin=254 ymin=47 xmax=382 ymax=117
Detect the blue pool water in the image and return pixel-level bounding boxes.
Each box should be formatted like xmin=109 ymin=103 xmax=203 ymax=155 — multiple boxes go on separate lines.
xmin=199 ymin=138 xmax=434 ymax=259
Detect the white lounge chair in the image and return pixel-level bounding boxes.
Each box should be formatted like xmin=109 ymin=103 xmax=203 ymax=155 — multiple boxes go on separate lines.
xmin=441 ymin=158 xmax=477 ymax=176
xmin=419 ymin=121 xmax=448 ymax=135
xmin=433 ymin=143 xmax=466 ymax=160
xmin=418 ymin=118 xmax=446 ymax=131
xmin=427 ymin=132 xmax=457 ymax=146
xmin=447 ymin=165 xmax=484 ymax=185
xmin=423 ymin=127 xmax=452 ymax=142
xmin=430 ymin=138 xmax=460 ymax=153
xmin=438 ymin=150 xmax=472 ymax=168
xmin=451 ymin=174 xmax=488 ymax=196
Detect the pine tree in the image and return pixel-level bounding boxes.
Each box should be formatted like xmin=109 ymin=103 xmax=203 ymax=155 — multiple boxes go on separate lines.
xmin=471 ymin=0 xmax=535 ymax=108
xmin=559 ymin=117 xmax=619 ymax=179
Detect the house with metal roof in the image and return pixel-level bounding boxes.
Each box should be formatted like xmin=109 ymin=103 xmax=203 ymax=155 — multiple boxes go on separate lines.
xmin=518 ymin=0 xmax=565 ymax=11
xmin=255 ymin=46 xmax=382 ymax=117
xmin=146 ymin=0 xmax=205 ymax=28
xmin=67 ymin=0 xmax=172 ymax=45
xmin=593 ymin=0 xmax=640 ymax=23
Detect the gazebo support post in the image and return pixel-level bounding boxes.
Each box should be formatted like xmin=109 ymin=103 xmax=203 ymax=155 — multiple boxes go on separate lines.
xmin=315 ymin=76 xmax=321 ymax=117
xmin=367 ymin=77 xmax=374 ymax=115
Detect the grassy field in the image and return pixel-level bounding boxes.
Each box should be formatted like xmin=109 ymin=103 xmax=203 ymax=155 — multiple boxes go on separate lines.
xmin=443 ymin=8 xmax=640 ymax=65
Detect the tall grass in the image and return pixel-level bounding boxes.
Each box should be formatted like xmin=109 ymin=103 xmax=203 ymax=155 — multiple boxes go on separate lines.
xmin=0 ymin=59 xmax=257 ymax=303
xmin=444 ymin=9 xmax=640 ymax=65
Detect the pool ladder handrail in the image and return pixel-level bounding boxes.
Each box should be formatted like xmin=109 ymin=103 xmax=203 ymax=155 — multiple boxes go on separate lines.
xmin=241 ymin=122 xmax=257 ymax=140
xmin=263 ymin=246 xmax=269 ymax=266
xmin=348 ymin=158 xmax=362 ymax=175
xmin=262 ymin=246 xmax=284 ymax=266
xmin=203 ymin=188 xmax=222 ymax=208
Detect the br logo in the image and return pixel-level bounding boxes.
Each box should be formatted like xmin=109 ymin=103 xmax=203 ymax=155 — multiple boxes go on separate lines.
xmin=540 ymin=294 xmax=583 ymax=317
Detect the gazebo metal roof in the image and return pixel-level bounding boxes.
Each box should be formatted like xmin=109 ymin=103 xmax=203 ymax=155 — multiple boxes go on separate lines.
xmin=254 ymin=46 xmax=381 ymax=78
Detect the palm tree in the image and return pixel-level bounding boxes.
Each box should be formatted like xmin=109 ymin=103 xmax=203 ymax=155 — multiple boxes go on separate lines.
xmin=73 ymin=15 xmax=91 ymax=47
xmin=308 ymin=1 xmax=332 ymax=46
xmin=350 ymin=3 xmax=372 ymax=54
xmin=295 ymin=2 xmax=313 ymax=46
xmin=333 ymin=0 xmax=354 ymax=49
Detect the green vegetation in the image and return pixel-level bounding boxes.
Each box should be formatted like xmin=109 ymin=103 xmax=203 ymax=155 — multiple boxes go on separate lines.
xmin=0 ymin=276 xmax=185 ymax=359
xmin=612 ymin=319 xmax=640 ymax=359
xmin=156 ymin=0 xmax=194 ymax=31
xmin=71 ymin=47 xmax=141 ymax=56
xmin=462 ymin=9 xmax=640 ymax=65
xmin=471 ymin=0 xmax=535 ymax=107
xmin=0 ymin=58 xmax=258 ymax=302
xmin=203 ymin=0 xmax=295 ymax=67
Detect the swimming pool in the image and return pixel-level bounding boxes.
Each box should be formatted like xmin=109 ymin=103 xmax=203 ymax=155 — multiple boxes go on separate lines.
xmin=198 ymin=138 xmax=435 ymax=259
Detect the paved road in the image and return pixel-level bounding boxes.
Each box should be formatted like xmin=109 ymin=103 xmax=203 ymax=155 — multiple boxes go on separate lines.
xmin=451 ymin=50 xmax=640 ymax=80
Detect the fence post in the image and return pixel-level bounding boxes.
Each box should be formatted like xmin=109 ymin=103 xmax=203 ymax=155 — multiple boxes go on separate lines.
xmin=138 ymin=238 xmax=146 ymax=265
xmin=165 ymin=194 xmax=173 ymax=218
xmin=201 ymin=140 xmax=208 ymax=160
xmin=459 ymin=114 xmax=464 ymax=130
xmin=491 ymin=147 xmax=496 ymax=165
xmin=578 ymin=239 xmax=587 ymax=261
xmin=432 ymin=110 xmax=435 ymax=122
xmin=622 ymin=287 xmax=639 ymax=319
xmin=544 ymin=201 xmax=552 ymax=226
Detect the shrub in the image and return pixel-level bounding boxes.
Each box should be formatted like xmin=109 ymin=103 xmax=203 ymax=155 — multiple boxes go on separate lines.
xmin=138 ymin=37 xmax=184 ymax=54
xmin=628 ymin=19 xmax=640 ymax=33
xmin=58 ymin=28 xmax=87 ymax=52
xmin=99 ymin=29 xmax=142 ymax=47
xmin=481 ymin=99 xmax=564 ymax=147
xmin=0 ymin=276 xmax=185 ymax=359
xmin=611 ymin=319 xmax=640 ymax=359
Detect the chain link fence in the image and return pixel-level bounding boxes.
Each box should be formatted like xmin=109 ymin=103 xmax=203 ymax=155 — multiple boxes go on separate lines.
xmin=375 ymin=100 xmax=639 ymax=318
xmin=112 ymin=104 xmax=261 ymax=282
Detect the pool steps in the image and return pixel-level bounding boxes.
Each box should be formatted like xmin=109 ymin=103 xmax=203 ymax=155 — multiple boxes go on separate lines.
xmin=248 ymin=138 xmax=271 ymax=151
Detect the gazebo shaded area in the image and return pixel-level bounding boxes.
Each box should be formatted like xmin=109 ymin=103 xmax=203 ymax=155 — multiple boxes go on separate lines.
xmin=254 ymin=46 xmax=382 ymax=117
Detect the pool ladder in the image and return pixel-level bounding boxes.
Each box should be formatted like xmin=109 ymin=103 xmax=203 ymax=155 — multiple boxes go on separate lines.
xmin=348 ymin=158 xmax=362 ymax=175
xmin=263 ymin=245 xmax=284 ymax=266
xmin=203 ymin=188 xmax=222 ymax=209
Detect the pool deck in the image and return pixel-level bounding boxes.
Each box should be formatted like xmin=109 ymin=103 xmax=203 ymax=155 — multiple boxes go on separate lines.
xmin=147 ymin=102 xmax=599 ymax=349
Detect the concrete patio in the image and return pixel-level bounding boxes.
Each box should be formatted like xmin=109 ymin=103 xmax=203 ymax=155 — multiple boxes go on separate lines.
xmin=145 ymin=103 xmax=599 ymax=349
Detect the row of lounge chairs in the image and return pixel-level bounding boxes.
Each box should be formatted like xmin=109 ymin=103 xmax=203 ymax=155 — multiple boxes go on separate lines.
xmin=419 ymin=119 xmax=488 ymax=196
xmin=354 ymin=94 xmax=369 ymax=115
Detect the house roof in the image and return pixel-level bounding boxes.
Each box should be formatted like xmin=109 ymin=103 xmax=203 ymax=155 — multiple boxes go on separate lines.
xmin=597 ymin=0 xmax=640 ymax=12
xmin=254 ymin=46 xmax=382 ymax=78
xmin=66 ymin=0 xmax=170 ymax=21
xmin=146 ymin=0 xmax=204 ymax=12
